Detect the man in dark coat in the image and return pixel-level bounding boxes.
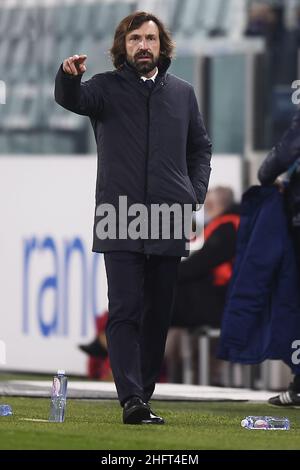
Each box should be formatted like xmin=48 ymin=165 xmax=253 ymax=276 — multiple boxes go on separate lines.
xmin=258 ymin=110 xmax=300 ymax=406
xmin=55 ymin=11 xmax=212 ymax=424
xmin=218 ymin=186 xmax=300 ymax=369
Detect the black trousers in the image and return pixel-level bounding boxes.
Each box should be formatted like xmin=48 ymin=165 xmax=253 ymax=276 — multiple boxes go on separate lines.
xmin=104 ymin=251 xmax=180 ymax=406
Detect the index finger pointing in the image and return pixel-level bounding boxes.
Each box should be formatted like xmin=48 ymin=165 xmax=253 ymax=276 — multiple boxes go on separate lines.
xmin=76 ymin=55 xmax=87 ymax=64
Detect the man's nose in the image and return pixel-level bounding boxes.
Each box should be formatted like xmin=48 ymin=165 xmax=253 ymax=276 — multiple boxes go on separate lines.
xmin=138 ymin=38 xmax=147 ymax=49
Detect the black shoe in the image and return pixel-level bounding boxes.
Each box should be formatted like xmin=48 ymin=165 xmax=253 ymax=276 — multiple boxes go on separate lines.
xmin=78 ymin=338 xmax=107 ymax=358
xmin=123 ymin=397 xmax=150 ymax=424
xmin=268 ymin=383 xmax=300 ymax=407
xmin=141 ymin=405 xmax=165 ymax=425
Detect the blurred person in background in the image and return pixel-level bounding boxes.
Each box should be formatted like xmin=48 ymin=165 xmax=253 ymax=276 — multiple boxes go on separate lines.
xmin=245 ymin=2 xmax=277 ymax=38
xmin=79 ymin=311 xmax=109 ymax=358
xmin=54 ymin=11 xmax=211 ymax=424
xmin=245 ymin=2 xmax=299 ymax=145
xmin=245 ymin=1 xmax=294 ymax=83
xmin=258 ymin=108 xmax=300 ymax=406
xmin=172 ymin=187 xmax=239 ymax=329
xmin=79 ymin=311 xmax=113 ymax=381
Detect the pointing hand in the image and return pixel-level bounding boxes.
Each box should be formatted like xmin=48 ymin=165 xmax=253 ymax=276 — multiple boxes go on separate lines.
xmin=63 ymin=54 xmax=87 ymax=76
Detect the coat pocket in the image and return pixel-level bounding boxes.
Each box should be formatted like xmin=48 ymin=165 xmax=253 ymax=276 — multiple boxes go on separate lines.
xmin=184 ymin=175 xmax=198 ymax=203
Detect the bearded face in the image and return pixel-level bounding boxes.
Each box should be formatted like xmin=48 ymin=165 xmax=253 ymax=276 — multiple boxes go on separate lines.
xmin=125 ymin=21 xmax=160 ymax=76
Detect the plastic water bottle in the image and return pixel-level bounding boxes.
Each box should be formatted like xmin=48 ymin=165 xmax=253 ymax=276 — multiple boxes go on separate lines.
xmin=0 ymin=404 xmax=12 ymax=416
xmin=241 ymin=416 xmax=290 ymax=430
xmin=49 ymin=370 xmax=68 ymax=423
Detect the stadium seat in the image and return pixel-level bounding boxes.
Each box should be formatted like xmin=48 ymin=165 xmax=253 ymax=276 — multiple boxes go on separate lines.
xmin=180 ymin=326 xmax=272 ymax=389
xmin=196 ymin=326 xmax=221 ymax=385
xmin=0 ymin=1 xmax=13 ymax=40
xmin=4 ymin=85 xmax=40 ymax=131
xmin=70 ymin=2 xmax=93 ymax=39
xmin=8 ymin=38 xmax=31 ymax=83
xmin=111 ymin=2 xmax=136 ymax=30
xmin=91 ymin=2 xmax=115 ymax=40
xmin=202 ymin=0 xmax=225 ymax=35
xmin=176 ymin=0 xmax=201 ymax=37
xmin=7 ymin=6 xmax=28 ymax=39
xmin=53 ymin=4 xmax=73 ymax=39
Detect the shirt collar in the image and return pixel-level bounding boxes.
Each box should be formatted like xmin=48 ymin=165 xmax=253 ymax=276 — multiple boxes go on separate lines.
xmin=140 ymin=67 xmax=159 ymax=82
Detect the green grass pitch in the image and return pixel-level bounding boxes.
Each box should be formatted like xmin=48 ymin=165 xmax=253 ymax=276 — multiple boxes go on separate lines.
xmin=0 ymin=397 xmax=300 ymax=450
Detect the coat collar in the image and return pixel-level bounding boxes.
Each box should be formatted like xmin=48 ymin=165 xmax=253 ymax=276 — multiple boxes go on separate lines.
xmin=116 ymin=57 xmax=171 ymax=96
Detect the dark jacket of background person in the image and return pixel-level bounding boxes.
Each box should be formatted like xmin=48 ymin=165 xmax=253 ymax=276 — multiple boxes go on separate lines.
xmin=258 ymin=109 xmax=300 ymax=228
xmin=218 ymin=186 xmax=300 ymax=374
xmin=54 ymin=58 xmax=212 ymax=257
xmin=171 ymin=206 xmax=240 ymax=328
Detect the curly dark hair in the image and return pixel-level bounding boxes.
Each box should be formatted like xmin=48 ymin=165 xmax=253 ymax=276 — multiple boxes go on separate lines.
xmin=110 ymin=11 xmax=175 ymax=69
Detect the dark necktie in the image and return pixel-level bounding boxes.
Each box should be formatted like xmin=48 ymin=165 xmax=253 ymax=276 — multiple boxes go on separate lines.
xmin=144 ymin=79 xmax=155 ymax=91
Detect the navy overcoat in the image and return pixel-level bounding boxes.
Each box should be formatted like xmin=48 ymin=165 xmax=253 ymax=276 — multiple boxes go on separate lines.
xmin=55 ymin=59 xmax=212 ymax=256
